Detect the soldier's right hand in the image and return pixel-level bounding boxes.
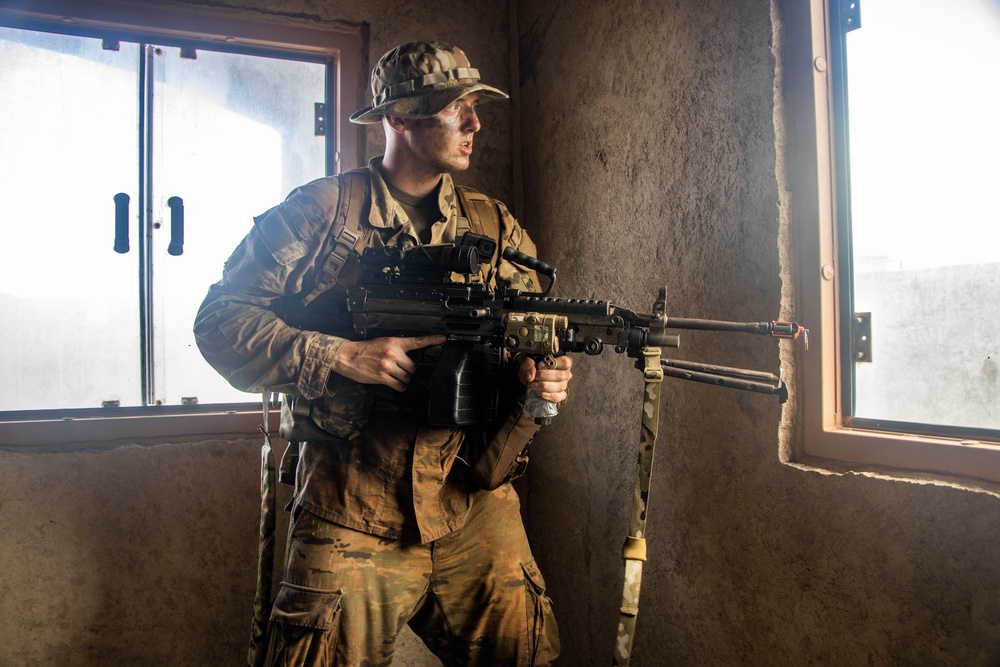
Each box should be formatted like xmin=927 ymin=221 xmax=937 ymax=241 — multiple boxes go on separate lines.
xmin=331 ymin=335 xmax=446 ymax=391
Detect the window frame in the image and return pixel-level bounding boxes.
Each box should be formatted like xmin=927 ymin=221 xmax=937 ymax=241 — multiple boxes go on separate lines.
xmin=0 ymin=0 xmax=366 ymax=447
xmin=789 ymin=0 xmax=1000 ymax=488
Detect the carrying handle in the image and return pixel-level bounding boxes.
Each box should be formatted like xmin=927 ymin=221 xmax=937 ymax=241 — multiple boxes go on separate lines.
xmin=167 ymin=196 xmax=184 ymax=256
xmin=113 ymin=192 xmax=130 ymax=254
xmin=501 ymin=247 xmax=557 ymax=296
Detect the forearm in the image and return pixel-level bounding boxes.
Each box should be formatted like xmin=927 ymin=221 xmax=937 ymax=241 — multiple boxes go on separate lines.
xmin=194 ymin=286 xmax=348 ymax=399
xmin=194 ymin=177 xmax=351 ymax=398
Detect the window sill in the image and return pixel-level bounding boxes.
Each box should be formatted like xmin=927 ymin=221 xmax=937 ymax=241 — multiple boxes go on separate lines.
xmin=801 ymin=423 xmax=1000 ymax=488
xmin=0 ymin=406 xmax=279 ymax=450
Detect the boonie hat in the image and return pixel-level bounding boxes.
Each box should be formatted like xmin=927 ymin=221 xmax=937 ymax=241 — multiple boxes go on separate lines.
xmin=349 ymin=41 xmax=509 ymax=124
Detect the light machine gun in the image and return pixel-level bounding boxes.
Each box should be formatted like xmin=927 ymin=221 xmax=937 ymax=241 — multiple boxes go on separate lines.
xmin=310 ymin=232 xmax=803 ymax=425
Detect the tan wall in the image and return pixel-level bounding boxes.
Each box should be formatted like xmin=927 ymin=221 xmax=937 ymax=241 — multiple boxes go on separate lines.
xmin=4 ymin=1 xmax=1000 ymax=666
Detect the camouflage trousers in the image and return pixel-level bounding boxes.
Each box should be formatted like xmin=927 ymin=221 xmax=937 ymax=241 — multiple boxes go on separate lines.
xmin=263 ymin=484 xmax=559 ymax=667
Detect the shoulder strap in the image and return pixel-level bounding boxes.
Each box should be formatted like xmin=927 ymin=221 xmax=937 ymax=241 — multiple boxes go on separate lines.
xmin=300 ymin=169 xmax=372 ymax=307
xmin=455 ymin=185 xmax=504 ymax=286
xmin=327 ymin=169 xmax=373 ymax=277
xmin=455 ymin=185 xmax=502 ymax=266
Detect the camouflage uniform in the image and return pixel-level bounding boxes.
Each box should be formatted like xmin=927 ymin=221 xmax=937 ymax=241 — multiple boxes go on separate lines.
xmin=195 ymin=41 xmax=559 ymax=667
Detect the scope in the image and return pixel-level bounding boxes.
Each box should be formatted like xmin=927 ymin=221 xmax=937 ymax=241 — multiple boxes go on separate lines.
xmin=359 ymin=233 xmax=497 ymax=281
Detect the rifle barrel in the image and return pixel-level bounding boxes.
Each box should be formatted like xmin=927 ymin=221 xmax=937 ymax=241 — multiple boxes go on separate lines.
xmin=664 ymin=318 xmax=802 ymax=338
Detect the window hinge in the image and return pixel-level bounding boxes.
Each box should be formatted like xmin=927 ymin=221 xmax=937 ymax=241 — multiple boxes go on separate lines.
xmin=843 ymin=0 xmax=862 ymax=32
xmin=315 ymin=102 xmax=327 ymax=136
xmin=853 ymin=312 xmax=872 ymax=363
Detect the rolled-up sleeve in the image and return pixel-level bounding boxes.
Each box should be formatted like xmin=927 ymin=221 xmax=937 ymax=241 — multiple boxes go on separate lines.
xmin=194 ymin=177 xmax=347 ymax=399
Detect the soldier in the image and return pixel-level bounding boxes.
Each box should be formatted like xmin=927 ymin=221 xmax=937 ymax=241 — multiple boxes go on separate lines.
xmin=195 ymin=41 xmax=571 ymax=666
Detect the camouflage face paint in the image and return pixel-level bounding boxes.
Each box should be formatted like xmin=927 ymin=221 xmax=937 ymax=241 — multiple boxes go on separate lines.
xmin=406 ymin=95 xmax=481 ymax=175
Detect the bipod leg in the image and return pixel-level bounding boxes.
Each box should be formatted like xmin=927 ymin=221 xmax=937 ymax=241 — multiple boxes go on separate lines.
xmin=613 ymin=347 xmax=664 ymax=666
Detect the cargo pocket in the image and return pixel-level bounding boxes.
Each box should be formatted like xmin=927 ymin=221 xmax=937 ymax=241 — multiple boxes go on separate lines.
xmin=522 ymin=559 xmax=560 ymax=665
xmin=264 ymin=582 xmax=342 ymax=667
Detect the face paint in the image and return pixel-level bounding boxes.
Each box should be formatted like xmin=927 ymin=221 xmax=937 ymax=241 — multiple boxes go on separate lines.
xmin=405 ymin=95 xmax=481 ymax=175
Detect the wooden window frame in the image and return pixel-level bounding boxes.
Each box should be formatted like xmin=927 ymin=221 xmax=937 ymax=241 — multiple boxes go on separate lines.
xmin=786 ymin=0 xmax=1000 ymax=490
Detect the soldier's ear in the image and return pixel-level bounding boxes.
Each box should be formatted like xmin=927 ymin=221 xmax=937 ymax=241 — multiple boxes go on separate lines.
xmin=384 ymin=115 xmax=408 ymax=134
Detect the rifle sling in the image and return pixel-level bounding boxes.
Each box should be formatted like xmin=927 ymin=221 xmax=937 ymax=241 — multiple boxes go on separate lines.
xmin=613 ymin=346 xmax=664 ymax=667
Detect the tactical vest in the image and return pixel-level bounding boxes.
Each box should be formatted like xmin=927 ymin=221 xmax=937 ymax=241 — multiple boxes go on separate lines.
xmin=312 ymin=168 xmax=503 ymax=300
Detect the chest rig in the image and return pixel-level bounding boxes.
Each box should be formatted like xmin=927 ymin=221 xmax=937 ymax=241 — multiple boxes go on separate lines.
xmin=275 ymin=169 xmax=508 ymax=430
xmin=306 ymin=168 xmax=502 ymax=305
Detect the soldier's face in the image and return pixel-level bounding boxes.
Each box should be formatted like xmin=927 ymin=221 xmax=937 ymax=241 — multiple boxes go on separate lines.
xmin=407 ymin=93 xmax=481 ymax=174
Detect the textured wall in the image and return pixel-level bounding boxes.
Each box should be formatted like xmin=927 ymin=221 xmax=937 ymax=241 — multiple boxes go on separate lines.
xmin=0 ymin=440 xmax=261 ymax=665
xmin=517 ymin=0 xmax=1000 ymax=665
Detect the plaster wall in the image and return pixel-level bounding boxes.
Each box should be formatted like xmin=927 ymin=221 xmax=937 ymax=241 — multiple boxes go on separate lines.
xmin=517 ymin=0 xmax=1000 ymax=665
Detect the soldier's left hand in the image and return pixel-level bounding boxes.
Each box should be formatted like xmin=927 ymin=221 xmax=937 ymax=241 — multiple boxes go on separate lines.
xmin=518 ymin=355 xmax=573 ymax=403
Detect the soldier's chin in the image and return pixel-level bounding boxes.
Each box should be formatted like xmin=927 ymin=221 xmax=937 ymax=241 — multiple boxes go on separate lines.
xmin=449 ymin=157 xmax=472 ymax=173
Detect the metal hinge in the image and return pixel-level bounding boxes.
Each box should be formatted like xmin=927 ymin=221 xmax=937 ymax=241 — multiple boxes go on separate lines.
xmin=315 ymin=102 xmax=327 ymax=136
xmin=843 ymin=0 xmax=862 ymax=32
xmin=853 ymin=312 xmax=872 ymax=363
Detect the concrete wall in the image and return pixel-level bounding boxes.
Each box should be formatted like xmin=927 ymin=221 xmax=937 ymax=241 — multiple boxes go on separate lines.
xmin=4 ymin=0 xmax=1000 ymax=666
xmin=517 ymin=0 xmax=1000 ymax=665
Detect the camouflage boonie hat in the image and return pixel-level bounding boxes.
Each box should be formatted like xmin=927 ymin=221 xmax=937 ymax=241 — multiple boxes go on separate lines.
xmin=349 ymin=41 xmax=509 ymax=124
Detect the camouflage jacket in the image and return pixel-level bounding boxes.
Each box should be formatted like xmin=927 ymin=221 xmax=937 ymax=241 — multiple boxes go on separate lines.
xmin=195 ymin=158 xmax=541 ymax=543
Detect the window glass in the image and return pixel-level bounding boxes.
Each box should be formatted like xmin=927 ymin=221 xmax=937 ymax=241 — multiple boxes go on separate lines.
xmin=151 ymin=45 xmax=326 ymax=406
xmin=0 ymin=28 xmax=142 ymax=411
xmin=843 ymin=0 xmax=1000 ymax=432
xmin=0 ymin=25 xmax=328 ymax=412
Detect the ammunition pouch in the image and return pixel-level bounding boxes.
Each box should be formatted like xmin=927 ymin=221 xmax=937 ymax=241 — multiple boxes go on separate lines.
xmin=278 ymin=380 xmax=372 ymax=443
xmin=467 ymin=400 xmax=540 ymax=490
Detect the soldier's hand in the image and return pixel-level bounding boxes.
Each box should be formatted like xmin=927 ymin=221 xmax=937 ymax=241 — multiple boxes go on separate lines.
xmin=518 ymin=355 xmax=573 ymax=403
xmin=332 ymin=335 xmax=446 ymax=391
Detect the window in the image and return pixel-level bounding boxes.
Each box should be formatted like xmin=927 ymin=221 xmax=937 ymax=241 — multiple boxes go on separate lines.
xmin=791 ymin=0 xmax=1000 ymax=486
xmin=0 ymin=0 xmax=363 ymax=445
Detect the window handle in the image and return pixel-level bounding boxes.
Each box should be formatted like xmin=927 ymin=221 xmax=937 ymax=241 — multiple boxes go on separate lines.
xmin=113 ymin=192 xmax=130 ymax=253
xmin=167 ymin=196 xmax=184 ymax=256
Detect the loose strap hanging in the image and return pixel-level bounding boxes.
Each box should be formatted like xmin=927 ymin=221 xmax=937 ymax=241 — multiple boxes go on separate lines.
xmin=249 ymin=394 xmax=278 ymax=667
xmin=613 ymin=347 xmax=664 ymax=667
